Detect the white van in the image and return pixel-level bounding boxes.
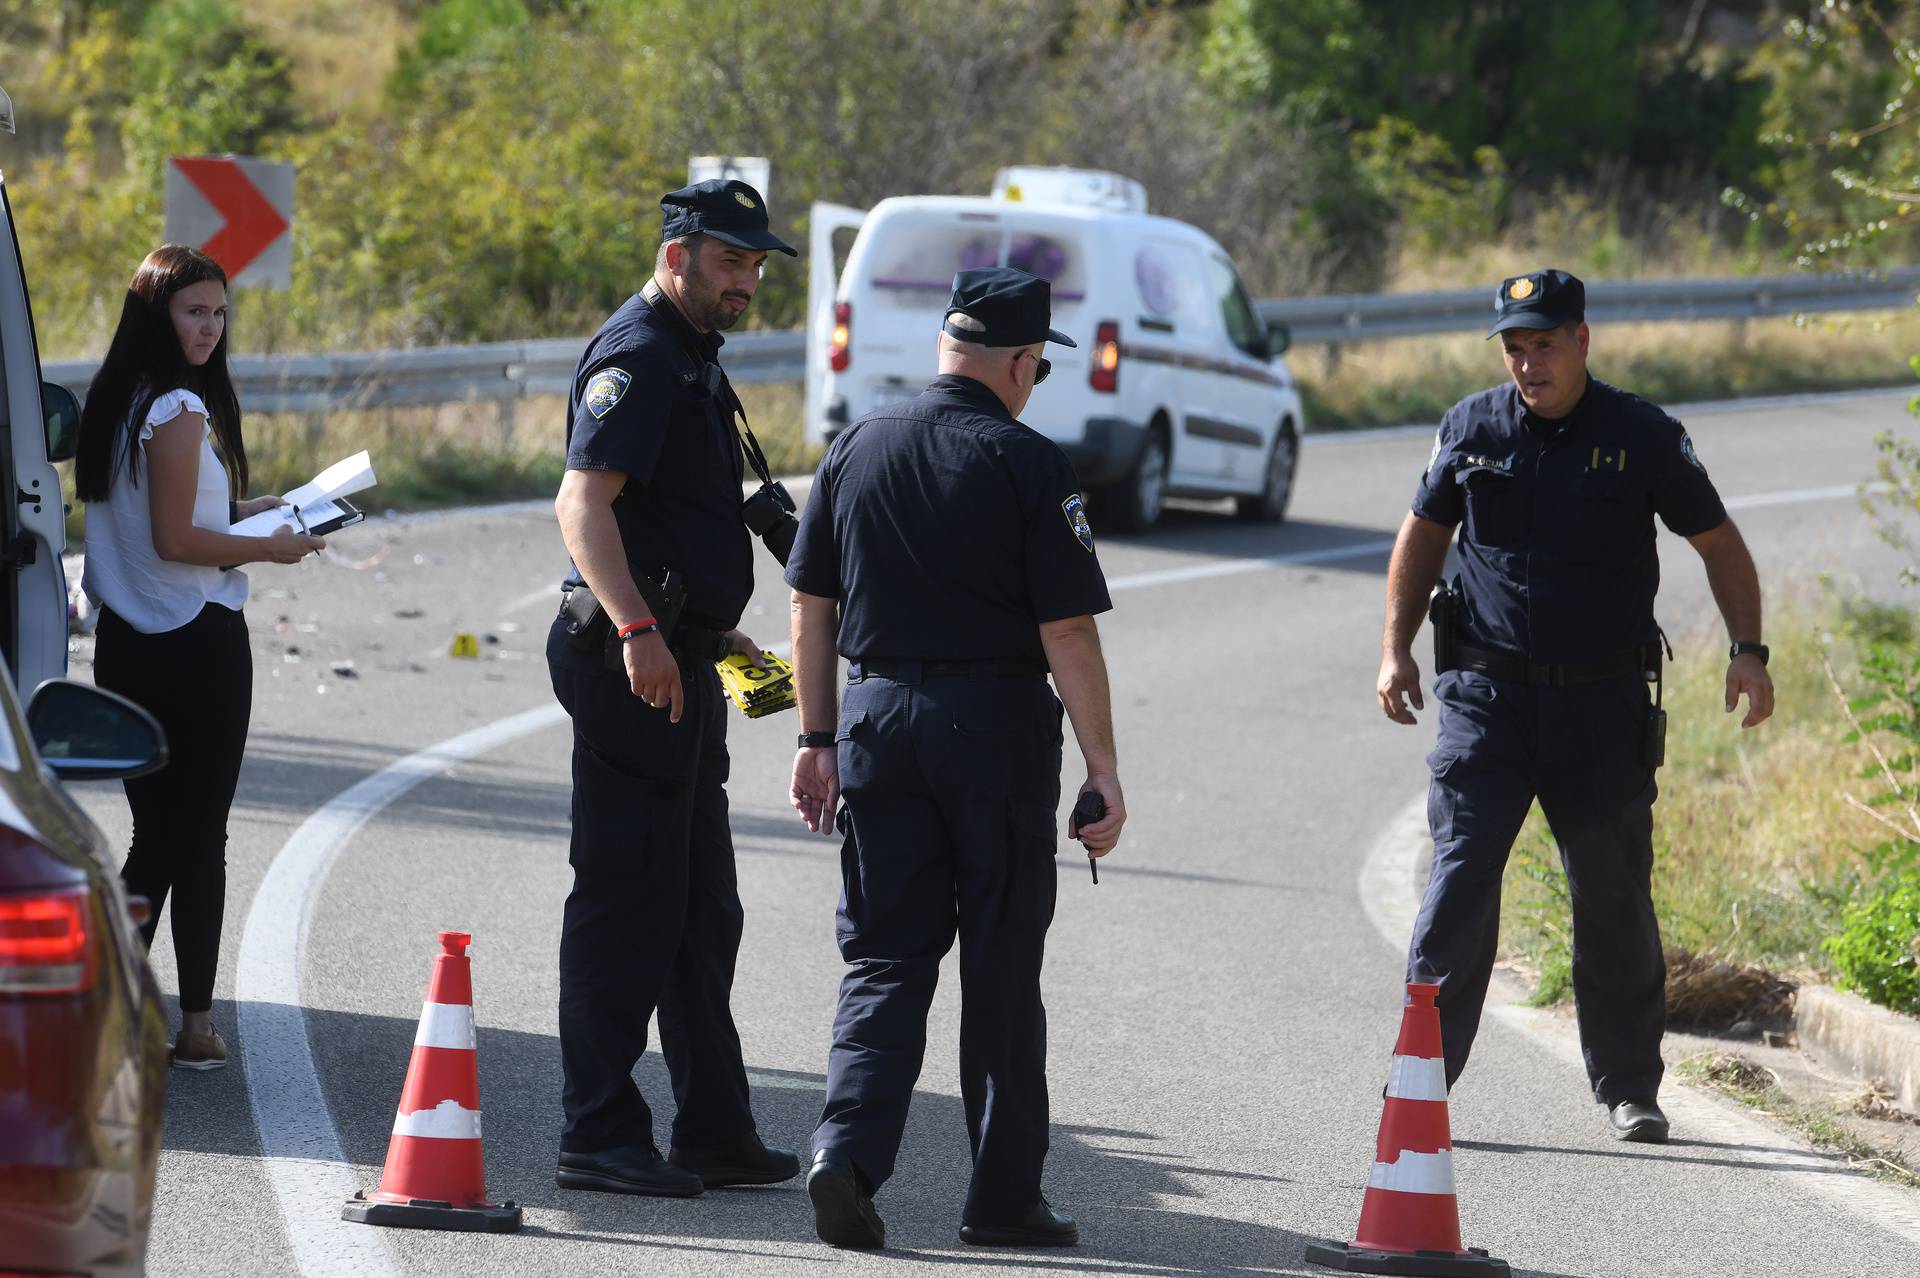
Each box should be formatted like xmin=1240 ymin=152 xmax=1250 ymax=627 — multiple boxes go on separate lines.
xmin=805 ymin=168 xmax=1303 ymax=531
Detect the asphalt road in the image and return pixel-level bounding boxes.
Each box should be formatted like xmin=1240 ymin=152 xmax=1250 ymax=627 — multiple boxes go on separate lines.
xmin=69 ymin=385 xmax=1920 ymax=1277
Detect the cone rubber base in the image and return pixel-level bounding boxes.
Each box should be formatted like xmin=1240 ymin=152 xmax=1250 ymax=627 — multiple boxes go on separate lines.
xmin=1305 ymin=1239 xmax=1510 ymax=1276
xmin=342 ymin=1190 xmax=523 ymax=1233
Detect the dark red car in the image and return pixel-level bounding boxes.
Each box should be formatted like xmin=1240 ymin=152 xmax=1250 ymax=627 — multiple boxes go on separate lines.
xmin=1 ymin=86 xmax=174 ymax=1278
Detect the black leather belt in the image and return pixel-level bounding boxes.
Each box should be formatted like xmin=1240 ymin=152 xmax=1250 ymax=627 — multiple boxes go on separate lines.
xmin=670 ymin=625 xmax=731 ymax=664
xmin=1454 ymin=642 xmax=1652 ymax=687
xmin=849 ymin=657 xmax=1047 ymax=682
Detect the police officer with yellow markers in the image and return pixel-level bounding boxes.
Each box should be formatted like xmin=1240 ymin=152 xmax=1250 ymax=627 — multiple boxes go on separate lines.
xmin=1376 ymin=268 xmax=1774 ymax=1143
xmin=786 ymin=268 xmax=1125 ymax=1249
xmin=547 ymin=179 xmax=801 ymax=1197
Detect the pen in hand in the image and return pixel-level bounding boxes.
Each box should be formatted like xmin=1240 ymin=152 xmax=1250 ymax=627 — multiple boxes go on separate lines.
xmin=1068 ymin=790 xmax=1106 ymax=885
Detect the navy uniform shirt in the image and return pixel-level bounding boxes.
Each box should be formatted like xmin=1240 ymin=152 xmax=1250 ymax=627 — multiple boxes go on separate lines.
xmin=1413 ymin=378 xmax=1727 ymax=664
xmin=785 ymin=374 xmax=1112 ymax=665
xmin=562 ymin=288 xmax=751 ymax=629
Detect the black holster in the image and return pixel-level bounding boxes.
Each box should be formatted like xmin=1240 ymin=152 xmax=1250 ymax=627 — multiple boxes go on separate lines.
xmin=560 ymin=568 xmax=687 ymax=672
xmin=1429 ymin=578 xmax=1460 ymax=674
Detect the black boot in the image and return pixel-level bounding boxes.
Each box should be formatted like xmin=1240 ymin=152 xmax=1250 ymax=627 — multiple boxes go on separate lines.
xmin=555 ymin=1143 xmax=705 ymax=1197
xmin=960 ymin=1197 xmax=1078 ymax=1247
xmin=1607 ymin=1096 xmax=1670 ymax=1144
xmin=667 ymin=1131 xmax=801 ymax=1188
xmin=807 ymin=1150 xmax=884 ymax=1249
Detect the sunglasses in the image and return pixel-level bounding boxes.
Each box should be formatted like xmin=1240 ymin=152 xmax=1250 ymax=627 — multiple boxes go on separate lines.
xmin=1023 ymin=352 xmax=1052 ymax=386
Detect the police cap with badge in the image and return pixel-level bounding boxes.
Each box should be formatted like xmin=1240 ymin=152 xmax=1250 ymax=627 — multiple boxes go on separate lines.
xmin=943 ymin=267 xmax=1077 ymax=354
xmin=661 ymin=178 xmax=798 ymax=257
xmin=1486 ymin=268 xmax=1585 ymax=339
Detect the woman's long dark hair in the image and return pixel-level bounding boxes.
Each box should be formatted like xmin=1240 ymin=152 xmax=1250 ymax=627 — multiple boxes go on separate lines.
xmin=75 ymin=245 xmax=247 ymax=502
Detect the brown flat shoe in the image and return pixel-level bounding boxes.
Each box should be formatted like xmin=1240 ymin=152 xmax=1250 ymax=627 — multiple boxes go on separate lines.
xmin=171 ymin=1027 xmax=228 ymax=1071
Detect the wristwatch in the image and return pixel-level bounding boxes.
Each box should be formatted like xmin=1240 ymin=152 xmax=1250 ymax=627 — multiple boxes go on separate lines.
xmin=798 ymin=731 xmax=835 ymax=748
xmin=1729 ymin=641 xmax=1769 ymax=666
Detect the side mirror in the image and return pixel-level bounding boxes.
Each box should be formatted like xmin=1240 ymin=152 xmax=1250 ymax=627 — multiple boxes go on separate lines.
xmin=42 ymin=383 xmax=79 ymax=463
xmin=1265 ymin=324 xmax=1291 ymax=358
xmin=27 ymin=679 xmax=167 ymax=783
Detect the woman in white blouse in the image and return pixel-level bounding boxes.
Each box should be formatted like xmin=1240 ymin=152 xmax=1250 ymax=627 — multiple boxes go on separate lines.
xmin=75 ymin=245 xmax=325 ymax=1070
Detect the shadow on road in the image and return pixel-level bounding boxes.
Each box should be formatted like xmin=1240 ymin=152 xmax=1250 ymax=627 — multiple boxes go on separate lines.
xmin=1454 ymin=1136 xmax=1852 ymax=1177
xmin=160 ymin=1001 xmax=1337 ymax=1275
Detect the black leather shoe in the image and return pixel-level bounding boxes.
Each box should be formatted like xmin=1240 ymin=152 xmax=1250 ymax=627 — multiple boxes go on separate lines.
xmin=669 ymin=1131 xmax=801 ymax=1187
xmin=959 ymin=1197 xmax=1078 ymax=1247
xmin=555 ymin=1144 xmax=705 ymax=1197
xmin=1607 ymin=1097 xmax=1671 ymax=1144
xmin=807 ymin=1150 xmax=884 ymax=1249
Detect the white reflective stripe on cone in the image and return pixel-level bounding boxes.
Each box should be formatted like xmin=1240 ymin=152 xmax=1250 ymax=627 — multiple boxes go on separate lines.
xmin=1384 ymin=1054 xmax=1448 ymax=1102
xmin=392 ymin=1098 xmax=483 ymax=1140
xmin=413 ymin=1001 xmax=477 ymax=1050
xmin=1367 ymin=1149 xmax=1457 ymax=1196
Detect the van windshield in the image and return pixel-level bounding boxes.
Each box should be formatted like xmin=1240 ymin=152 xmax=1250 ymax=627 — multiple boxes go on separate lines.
xmin=864 ymin=219 xmax=1085 ymax=307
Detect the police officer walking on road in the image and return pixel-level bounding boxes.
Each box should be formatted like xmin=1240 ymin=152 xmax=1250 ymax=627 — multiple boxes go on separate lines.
xmin=546 ymin=179 xmax=801 ymax=1197
xmin=785 ymin=267 xmax=1125 ymax=1249
xmin=1376 ymin=268 xmax=1774 ymax=1143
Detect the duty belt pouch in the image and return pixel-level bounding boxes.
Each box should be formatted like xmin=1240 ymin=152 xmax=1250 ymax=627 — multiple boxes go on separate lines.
xmin=1643 ymin=634 xmax=1669 ymax=768
xmin=560 ymin=586 xmax=609 ymax=654
xmin=1428 ymin=578 xmax=1460 ymax=674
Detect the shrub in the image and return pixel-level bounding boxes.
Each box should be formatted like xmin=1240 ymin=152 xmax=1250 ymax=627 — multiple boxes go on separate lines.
xmin=1824 ymin=870 xmax=1920 ymax=1014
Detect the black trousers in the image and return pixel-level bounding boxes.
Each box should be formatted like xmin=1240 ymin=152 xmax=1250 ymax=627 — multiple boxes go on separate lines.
xmin=1408 ymin=669 xmax=1666 ymax=1106
xmin=93 ymin=602 xmax=252 ymax=1016
xmin=546 ymin=620 xmax=755 ymax=1154
xmin=813 ymin=670 xmax=1063 ymax=1225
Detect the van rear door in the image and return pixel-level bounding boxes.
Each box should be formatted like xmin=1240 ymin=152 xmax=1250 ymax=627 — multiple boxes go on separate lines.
xmin=0 ymin=174 xmax=70 ymax=693
xmin=805 ymin=201 xmax=866 ymax=442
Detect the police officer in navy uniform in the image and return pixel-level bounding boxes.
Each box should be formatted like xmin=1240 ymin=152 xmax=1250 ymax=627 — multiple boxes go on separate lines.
xmin=1376 ymin=268 xmax=1775 ymax=1143
xmin=785 ymin=268 xmax=1126 ymax=1249
xmin=547 ymin=179 xmax=801 ymax=1197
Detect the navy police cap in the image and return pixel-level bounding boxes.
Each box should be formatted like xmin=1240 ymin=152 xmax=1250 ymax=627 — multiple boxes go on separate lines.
xmin=943 ymin=267 xmax=1077 ymax=348
xmin=660 ymin=179 xmax=797 ymax=257
xmin=1486 ymin=268 xmax=1585 ymax=339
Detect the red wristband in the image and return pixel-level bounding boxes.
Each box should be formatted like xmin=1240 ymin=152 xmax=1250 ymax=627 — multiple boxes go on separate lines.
xmin=616 ymin=618 xmax=658 ymax=639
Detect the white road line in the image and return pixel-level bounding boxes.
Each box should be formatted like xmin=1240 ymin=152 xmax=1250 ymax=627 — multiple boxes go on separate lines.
xmin=237 ymin=703 xmax=564 ymax=1278
xmin=235 ymin=475 xmax=1884 ymax=1274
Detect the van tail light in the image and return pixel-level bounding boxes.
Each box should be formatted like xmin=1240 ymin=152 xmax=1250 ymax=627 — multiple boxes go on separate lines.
xmin=0 ymin=887 xmax=96 ymax=995
xmin=1090 ymin=321 xmax=1120 ymax=393
xmin=829 ymin=301 xmax=852 ymax=373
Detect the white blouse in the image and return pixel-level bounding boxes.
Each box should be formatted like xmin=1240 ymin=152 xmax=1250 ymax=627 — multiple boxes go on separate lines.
xmin=82 ymin=387 xmax=249 ymax=634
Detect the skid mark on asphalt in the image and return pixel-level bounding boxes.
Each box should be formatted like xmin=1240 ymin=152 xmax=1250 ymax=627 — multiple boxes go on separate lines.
xmin=237 ymin=473 xmax=1886 ymax=1276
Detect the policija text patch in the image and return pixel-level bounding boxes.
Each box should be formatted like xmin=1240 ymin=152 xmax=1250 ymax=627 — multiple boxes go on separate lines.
xmin=584 ymin=368 xmax=632 ymax=420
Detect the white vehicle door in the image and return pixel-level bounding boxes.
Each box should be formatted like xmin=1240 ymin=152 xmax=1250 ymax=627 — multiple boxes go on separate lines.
xmin=804 ymin=201 xmax=866 ymax=443
xmin=1199 ymin=252 xmax=1277 ymax=486
xmin=0 ymin=172 xmax=70 ymax=693
xmin=1131 ymin=238 xmax=1226 ymax=483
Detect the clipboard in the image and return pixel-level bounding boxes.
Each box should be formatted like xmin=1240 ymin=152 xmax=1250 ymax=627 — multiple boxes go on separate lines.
xmin=295 ymin=498 xmax=364 ymax=537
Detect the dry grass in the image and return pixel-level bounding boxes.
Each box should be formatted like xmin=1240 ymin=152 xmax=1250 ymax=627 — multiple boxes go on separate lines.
xmin=244 ymin=0 xmax=415 ymax=118
xmin=1501 ymin=610 xmax=1894 ymax=1003
xmin=1297 ymin=308 xmax=1920 ymax=431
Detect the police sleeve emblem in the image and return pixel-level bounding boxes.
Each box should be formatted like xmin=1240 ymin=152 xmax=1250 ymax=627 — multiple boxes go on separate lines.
xmin=1680 ymin=432 xmax=1706 ymax=474
xmin=584 ymin=368 xmax=632 ymax=420
xmin=1061 ymin=493 xmax=1095 ymax=552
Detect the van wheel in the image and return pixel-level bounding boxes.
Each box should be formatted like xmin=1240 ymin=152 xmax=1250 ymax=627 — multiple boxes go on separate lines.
xmin=1236 ymin=422 xmax=1297 ymax=523
xmin=1103 ymin=429 xmax=1168 ymax=533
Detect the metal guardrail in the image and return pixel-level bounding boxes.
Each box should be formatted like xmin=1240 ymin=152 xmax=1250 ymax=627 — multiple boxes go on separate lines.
xmin=1256 ymin=267 xmax=1920 ymax=345
xmin=40 ymin=269 xmax=1918 ymax=414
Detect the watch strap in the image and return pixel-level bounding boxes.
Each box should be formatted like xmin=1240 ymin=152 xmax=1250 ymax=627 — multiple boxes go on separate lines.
xmin=798 ymin=730 xmax=835 ymax=748
xmin=1729 ymin=641 xmax=1769 ymax=666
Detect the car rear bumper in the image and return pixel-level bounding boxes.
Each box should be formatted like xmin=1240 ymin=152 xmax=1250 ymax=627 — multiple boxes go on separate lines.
xmin=1060 ymin=416 xmax=1148 ymax=487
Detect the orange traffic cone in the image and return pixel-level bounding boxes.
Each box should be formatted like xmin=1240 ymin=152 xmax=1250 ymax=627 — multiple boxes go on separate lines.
xmin=1305 ymin=982 xmax=1508 ymax=1276
xmin=342 ymin=930 xmax=522 ymax=1232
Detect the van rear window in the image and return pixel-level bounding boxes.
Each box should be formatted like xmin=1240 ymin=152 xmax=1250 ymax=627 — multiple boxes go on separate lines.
xmin=866 ymin=223 xmax=1085 ymax=303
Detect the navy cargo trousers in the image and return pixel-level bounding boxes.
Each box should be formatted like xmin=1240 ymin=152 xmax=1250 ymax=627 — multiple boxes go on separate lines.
xmin=546 ymin=619 xmax=756 ymax=1154
xmin=1408 ymin=667 xmax=1667 ymax=1106
xmin=813 ymin=667 xmax=1064 ymax=1225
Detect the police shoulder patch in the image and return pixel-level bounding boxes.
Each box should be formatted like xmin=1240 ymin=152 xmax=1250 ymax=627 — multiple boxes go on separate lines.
xmin=1061 ymin=493 xmax=1094 ymax=552
xmin=584 ymin=368 xmax=632 ymax=420
xmin=1680 ymin=432 xmax=1706 ymax=474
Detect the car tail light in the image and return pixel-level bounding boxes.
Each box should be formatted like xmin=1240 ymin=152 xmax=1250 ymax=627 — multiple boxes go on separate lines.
xmin=0 ymin=887 xmax=95 ymax=995
xmin=829 ymin=301 xmax=852 ymax=373
xmin=1090 ymin=321 xmax=1120 ymax=393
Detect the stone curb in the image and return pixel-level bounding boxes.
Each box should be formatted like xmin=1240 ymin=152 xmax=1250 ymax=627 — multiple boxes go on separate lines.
xmin=1796 ymin=984 xmax=1920 ymax=1114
